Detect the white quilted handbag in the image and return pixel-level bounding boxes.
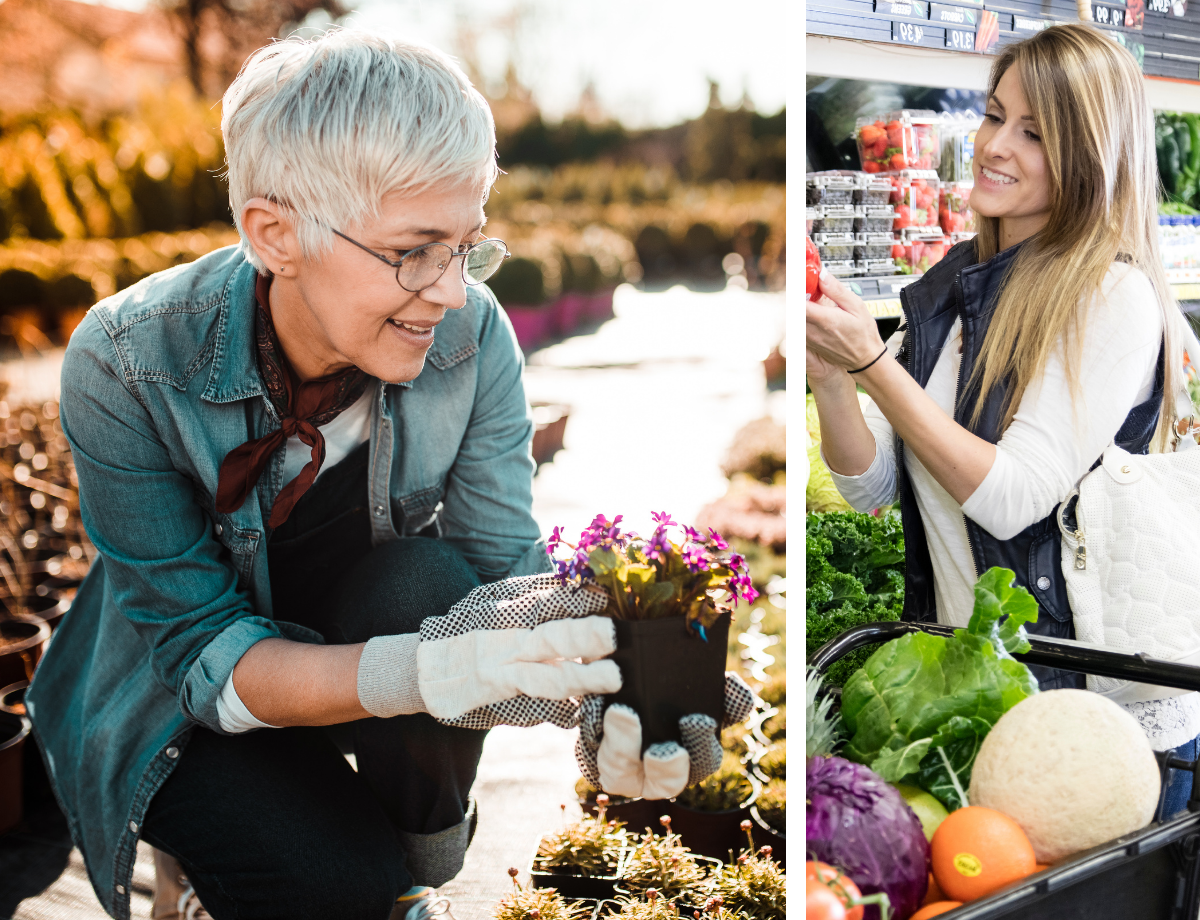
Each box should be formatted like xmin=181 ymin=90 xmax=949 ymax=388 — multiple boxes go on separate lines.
xmin=1057 ymin=387 xmax=1200 ymax=704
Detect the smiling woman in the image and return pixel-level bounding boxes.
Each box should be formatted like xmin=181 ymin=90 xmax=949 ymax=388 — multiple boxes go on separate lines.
xmin=806 ymin=21 xmax=1200 ymax=811
xmin=24 ymin=28 xmax=646 ymax=920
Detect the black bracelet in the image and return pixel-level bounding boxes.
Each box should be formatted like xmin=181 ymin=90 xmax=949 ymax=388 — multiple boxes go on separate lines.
xmin=847 ymin=345 xmax=889 ymax=374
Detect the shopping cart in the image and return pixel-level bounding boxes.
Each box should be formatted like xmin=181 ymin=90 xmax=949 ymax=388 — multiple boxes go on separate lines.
xmin=807 ymin=621 xmax=1200 ymax=920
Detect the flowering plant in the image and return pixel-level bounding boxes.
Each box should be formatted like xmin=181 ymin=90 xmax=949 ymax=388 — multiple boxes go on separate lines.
xmin=547 ymin=512 xmax=758 ymax=635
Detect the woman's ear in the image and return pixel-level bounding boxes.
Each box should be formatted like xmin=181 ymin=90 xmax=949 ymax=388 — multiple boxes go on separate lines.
xmin=240 ymin=199 xmax=297 ymax=274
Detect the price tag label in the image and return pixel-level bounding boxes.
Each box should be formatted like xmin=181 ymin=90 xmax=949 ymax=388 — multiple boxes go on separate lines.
xmin=877 ymin=0 xmax=930 ymax=19
xmin=946 ymin=27 xmax=975 ymax=48
xmin=1012 ymin=14 xmax=1049 ymax=29
xmin=1092 ymin=4 xmax=1127 ymax=24
xmin=1148 ymin=0 xmax=1171 ymax=13
xmin=931 ymin=4 xmax=978 ymax=25
xmin=893 ymin=19 xmax=928 ymax=42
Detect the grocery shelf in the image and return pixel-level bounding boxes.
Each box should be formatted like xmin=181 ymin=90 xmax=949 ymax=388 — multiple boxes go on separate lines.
xmin=806 ymin=33 xmax=1200 ymax=113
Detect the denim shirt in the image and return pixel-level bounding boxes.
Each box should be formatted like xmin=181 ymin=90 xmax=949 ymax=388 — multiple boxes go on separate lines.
xmin=25 ymin=245 xmax=548 ymax=919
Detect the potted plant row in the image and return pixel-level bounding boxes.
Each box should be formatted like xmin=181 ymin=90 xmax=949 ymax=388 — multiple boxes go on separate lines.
xmin=523 ymin=819 xmax=786 ymax=920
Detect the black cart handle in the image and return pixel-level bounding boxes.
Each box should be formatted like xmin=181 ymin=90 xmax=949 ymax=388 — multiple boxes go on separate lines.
xmin=808 ymin=622 xmax=1200 ymax=694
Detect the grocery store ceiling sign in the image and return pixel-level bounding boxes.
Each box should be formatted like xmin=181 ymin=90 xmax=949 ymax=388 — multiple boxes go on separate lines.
xmin=931 ymin=4 xmax=978 ymax=25
xmin=876 ymin=0 xmax=930 ymax=19
xmin=1012 ymin=14 xmax=1050 ymax=30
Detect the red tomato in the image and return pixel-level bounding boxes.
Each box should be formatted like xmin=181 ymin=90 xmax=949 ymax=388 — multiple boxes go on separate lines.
xmin=863 ymin=161 xmax=881 ymax=173
xmin=806 ymin=237 xmax=822 ymax=297
xmin=806 ymin=863 xmax=864 ymax=920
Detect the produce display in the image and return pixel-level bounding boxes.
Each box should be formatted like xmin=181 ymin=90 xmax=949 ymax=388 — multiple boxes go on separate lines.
xmin=855 ymin=112 xmax=941 ymax=173
xmin=890 ymin=174 xmax=941 ymax=231
xmin=805 ymin=510 xmax=904 ymax=688
xmin=894 ymin=232 xmax=947 ymax=276
xmin=968 ymin=689 xmax=1161 ymax=863
xmin=840 ymin=568 xmax=1039 ymax=811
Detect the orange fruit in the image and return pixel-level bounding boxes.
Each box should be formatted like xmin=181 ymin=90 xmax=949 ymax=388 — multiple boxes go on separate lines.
xmin=911 ymin=903 xmax=964 ymax=919
xmin=931 ymin=806 xmax=1037 ymax=901
xmin=923 ymin=872 xmax=945 ymax=905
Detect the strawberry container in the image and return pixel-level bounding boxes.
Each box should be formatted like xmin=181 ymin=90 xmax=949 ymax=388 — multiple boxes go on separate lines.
xmin=806 ymin=207 xmax=820 ymax=235
xmin=855 ymin=110 xmax=941 ymax=174
xmin=812 ymin=233 xmax=855 ymax=262
xmin=806 ymin=174 xmax=856 ymax=206
xmin=853 ymin=232 xmax=895 ymax=261
xmin=894 ymin=230 xmax=947 ymax=275
xmin=854 ymin=205 xmax=896 ymax=233
xmin=854 ymin=175 xmax=895 ymax=205
xmin=811 ymin=205 xmax=856 ymax=234
xmin=889 ymin=172 xmax=941 ymax=231
xmin=939 ymin=181 xmax=976 ymax=235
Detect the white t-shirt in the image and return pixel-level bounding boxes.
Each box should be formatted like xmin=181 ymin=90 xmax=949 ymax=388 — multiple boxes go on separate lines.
xmin=215 ymin=386 xmax=374 ymax=733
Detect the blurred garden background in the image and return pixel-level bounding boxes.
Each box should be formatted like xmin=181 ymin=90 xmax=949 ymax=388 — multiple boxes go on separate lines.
xmin=0 ymin=1 xmax=787 ymax=916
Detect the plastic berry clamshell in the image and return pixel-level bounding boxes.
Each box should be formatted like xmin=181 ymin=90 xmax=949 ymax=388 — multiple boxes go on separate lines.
xmin=812 ymin=205 xmax=856 ymax=234
xmin=812 ymin=232 xmax=856 ymax=262
xmin=857 ymin=258 xmax=900 ymax=276
xmin=854 ymin=232 xmax=896 ymax=261
xmin=855 ymin=110 xmax=942 ymax=174
xmin=823 ymin=259 xmax=860 ymax=278
xmin=854 ymin=205 xmax=897 ymax=233
xmin=939 ymin=181 xmax=976 ymax=235
xmin=806 ymin=174 xmax=856 ymax=206
xmin=889 ymin=171 xmax=941 ymax=231
xmin=895 ymin=229 xmax=948 ymax=275
xmin=854 ymin=175 xmax=895 ymax=205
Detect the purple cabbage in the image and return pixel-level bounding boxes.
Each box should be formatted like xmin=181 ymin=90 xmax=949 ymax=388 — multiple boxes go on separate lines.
xmin=806 ymin=755 xmax=930 ymax=920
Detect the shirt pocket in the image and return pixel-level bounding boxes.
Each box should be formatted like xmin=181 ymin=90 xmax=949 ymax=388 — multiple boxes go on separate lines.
xmin=213 ymin=512 xmax=260 ymax=590
xmin=395 ymin=486 xmax=444 ymax=538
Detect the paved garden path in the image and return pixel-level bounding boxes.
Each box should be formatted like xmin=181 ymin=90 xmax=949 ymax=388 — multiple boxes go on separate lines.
xmin=1 ymin=282 xmax=784 ymax=920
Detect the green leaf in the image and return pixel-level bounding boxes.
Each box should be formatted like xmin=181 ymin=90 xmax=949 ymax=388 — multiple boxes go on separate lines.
xmin=871 ymin=738 xmax=931 ymax=783
xmin=589 ymin=548 xmax=621 ymax=576
xmin=839 ymin=566 xmax=1040 ymax=810
xmin=638 ymin=581 xmax=676 ymax=617
xmin=624 ymin=564 xmax=656 ymax=587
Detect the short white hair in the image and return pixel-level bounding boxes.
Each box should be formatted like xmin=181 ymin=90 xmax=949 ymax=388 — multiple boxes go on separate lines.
xmin=222 ymin=29 xmax=498 ymax=272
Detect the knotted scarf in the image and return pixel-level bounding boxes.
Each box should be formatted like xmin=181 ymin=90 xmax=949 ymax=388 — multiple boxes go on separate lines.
xmin=215 ymin=273 xmax=369 ymax=528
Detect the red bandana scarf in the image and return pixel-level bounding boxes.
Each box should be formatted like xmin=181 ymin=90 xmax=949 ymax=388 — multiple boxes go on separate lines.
xmin=215 ymin=274 xmax=369 ymax=528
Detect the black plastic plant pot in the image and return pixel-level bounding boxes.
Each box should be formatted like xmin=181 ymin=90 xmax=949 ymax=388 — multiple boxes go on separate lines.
xmin=606 ymin=613 xmax=731 ymax=752
xmin=529 ymin=845 xmax=626 ymax=900
xmin=580 ymin=795 xmax=659 ymax=836
xmin=0 ymin=711 xmax=30 ymax=836
xmin=665 ymin=775 xmax=760 ymax=861
xmin=0 ymin=681 xmax=29 ymax=716
xmin=612 ymin=855 xmax=723 ymax=915
xmin=748 ymin=804 xmax=785 ymax=867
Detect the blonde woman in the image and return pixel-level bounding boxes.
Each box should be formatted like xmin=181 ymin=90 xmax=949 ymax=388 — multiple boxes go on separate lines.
xmin=806 ymin=24 xmax=1196 ymax=811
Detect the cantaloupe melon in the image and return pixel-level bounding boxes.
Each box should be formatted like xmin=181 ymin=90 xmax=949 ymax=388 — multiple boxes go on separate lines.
xmin=968 ymin=689 xmax=1160 ymax=863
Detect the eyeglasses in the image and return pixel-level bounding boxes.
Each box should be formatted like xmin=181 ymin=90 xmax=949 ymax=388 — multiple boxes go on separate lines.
xmin=332 ymin=229 xmax=510 ymax=293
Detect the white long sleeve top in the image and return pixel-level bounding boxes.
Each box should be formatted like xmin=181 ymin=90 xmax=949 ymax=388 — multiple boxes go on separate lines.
xmin=825 ymin=264 xmax=1200 ymax=751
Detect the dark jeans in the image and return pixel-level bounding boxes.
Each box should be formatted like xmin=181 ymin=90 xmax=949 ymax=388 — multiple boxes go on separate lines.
xmin=1157 ymin=734 xmax=1200 ymax=822
xmin=143 ymin=522 xmax=485 ymax=919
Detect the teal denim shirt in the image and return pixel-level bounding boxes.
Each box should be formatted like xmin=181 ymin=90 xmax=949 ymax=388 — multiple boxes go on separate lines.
xmin=25 ymin=246 xmax=548 ymax=919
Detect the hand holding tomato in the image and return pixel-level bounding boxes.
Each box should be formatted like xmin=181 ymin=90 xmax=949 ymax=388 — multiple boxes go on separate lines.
xmin=806 ymin=237 xmax=822 ymax=300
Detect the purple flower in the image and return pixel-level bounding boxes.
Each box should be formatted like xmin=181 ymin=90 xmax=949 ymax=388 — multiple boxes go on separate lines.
xmin=728 ymin=552 xmax=746 ymax=571
xmin=650 ymin=511 xmax=677 ymax=527
xmin=681 ymin=544 xmax=709 ymax=572
xmin=644 ymin=527 xmax=671 ymax=563
xmin=682 ymin=525 xmax=703 ymax=545
xmin=707 ymin=528 xmax=729 ymax=551
xmin=546 ymin=525 xmax=564 ymax=553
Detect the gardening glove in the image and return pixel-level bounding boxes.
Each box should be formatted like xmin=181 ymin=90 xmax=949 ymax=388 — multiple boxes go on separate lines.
xmin=574 ymin=672 xmax=756 ymax=800
xmin=356 ymin=574 xmax=622 ymax=729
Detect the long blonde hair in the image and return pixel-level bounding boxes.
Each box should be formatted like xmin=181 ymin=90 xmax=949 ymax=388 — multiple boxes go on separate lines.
xmin=970 ymin=23 xmax=1182 ymax=447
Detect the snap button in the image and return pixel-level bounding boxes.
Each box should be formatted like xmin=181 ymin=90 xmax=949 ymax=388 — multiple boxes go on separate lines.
xmin=129 ymin=820 xmax=138 ymax=833
xmin=215 ymin=523 xmax=224 ymax=536
xmin=115 ymin=884 xmax=125 ymax=895
xmin=166 ymin=746 xmax=180 ymax=759
xmin=1121 ymin=465 xmax=1131 ymax=474
xmin=1037 ymin=576 xmax=1051 ymax=590
xmin=374 ymin=505 xmax=385 ymax=517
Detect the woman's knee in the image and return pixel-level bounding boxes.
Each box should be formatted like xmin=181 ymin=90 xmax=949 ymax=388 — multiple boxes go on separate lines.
xmin=331 ymin=538 xmax=482 ymax=640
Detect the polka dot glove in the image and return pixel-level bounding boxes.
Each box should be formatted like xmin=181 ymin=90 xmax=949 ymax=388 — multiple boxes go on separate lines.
xmin=358 ymin=574 xmax=622 ymax=730
xmin=574 ymin=672 xmax=756 ymax=800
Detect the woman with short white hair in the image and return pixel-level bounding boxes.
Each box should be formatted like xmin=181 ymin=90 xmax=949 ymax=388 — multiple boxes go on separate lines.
xmin=26 ymin=30 xmax=659 ymax=920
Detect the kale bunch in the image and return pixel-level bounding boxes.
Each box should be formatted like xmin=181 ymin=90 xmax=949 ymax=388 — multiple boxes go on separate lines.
xmin=806 ymin=510 xmax=905 ymax=687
